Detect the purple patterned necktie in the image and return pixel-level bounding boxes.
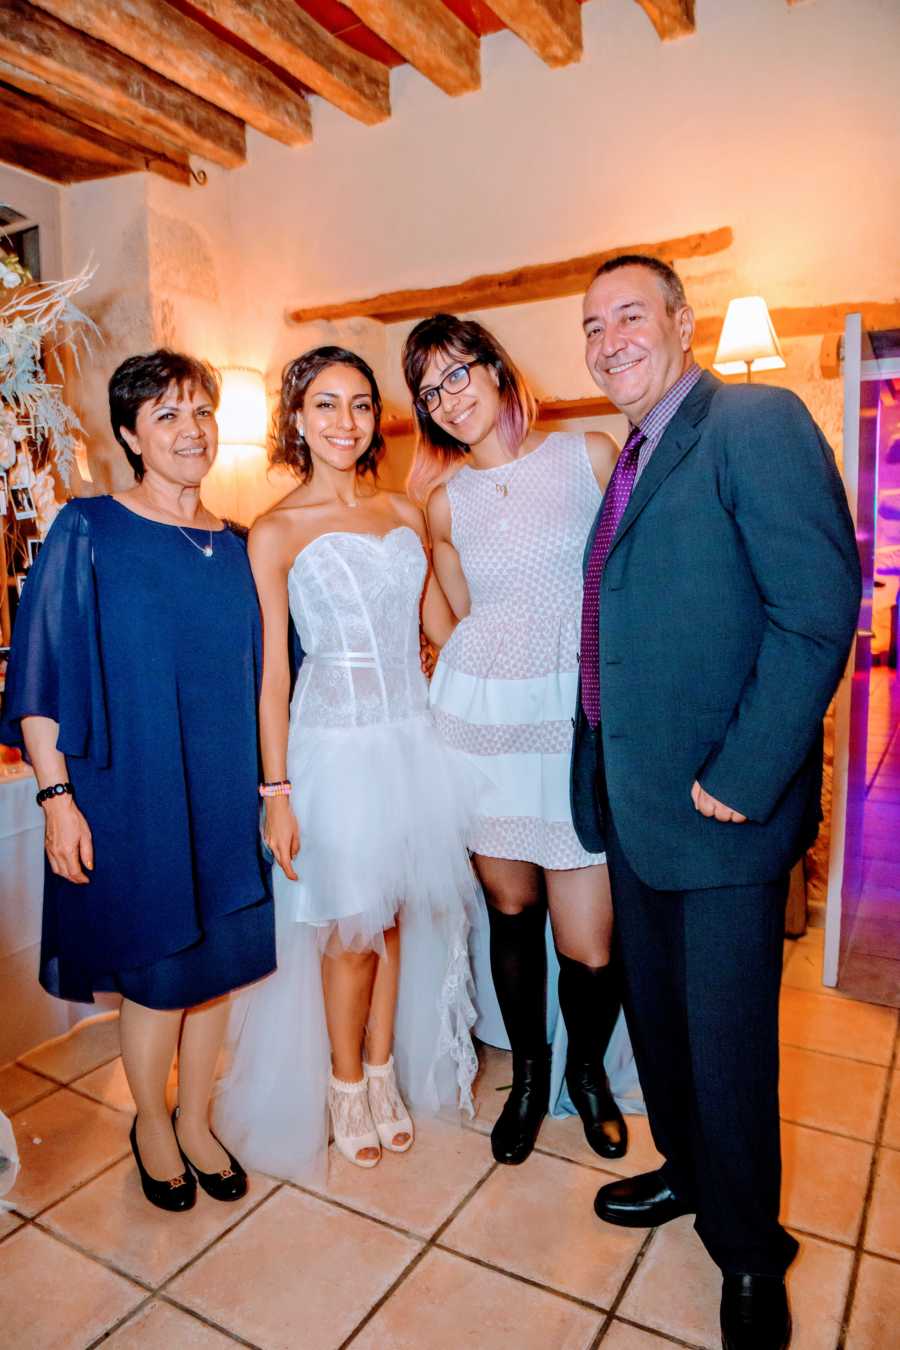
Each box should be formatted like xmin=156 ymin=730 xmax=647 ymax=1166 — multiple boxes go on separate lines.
xmin=580 ymin=427 xmax=645 ymax=728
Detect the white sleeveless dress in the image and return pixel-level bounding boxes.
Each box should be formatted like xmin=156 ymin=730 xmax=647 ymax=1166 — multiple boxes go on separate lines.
xmin=431 ymin=433 xmax=644 ymax=1119
xmin=214 ymin=526 xmax=480 ymax=1181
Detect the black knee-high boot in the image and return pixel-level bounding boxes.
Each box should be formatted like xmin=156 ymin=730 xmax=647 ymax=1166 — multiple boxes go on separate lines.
xmin=487 ymin=904 xmax=551 ymax=1165
xmin=557 ymin=953 xmax=627 ymax=1159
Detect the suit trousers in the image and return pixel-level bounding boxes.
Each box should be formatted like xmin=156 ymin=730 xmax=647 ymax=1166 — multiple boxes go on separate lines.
xmin=604 ymin=811 xmax=798 ymax=1277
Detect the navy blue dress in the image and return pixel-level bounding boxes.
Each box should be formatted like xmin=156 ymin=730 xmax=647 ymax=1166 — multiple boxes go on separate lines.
xmin=0 ymin=496 xmax=274 ymax=1009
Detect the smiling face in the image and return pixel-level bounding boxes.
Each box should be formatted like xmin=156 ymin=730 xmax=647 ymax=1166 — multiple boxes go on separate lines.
xmin=417 ymin=350 xmax=501 ymax=449
xmin=120 ymin=380 xmax=218 ymax=486
xmin=299 ymin=363 xmax=375 ymax=472
xmin=583 ymin=265 xmax=695 ymax=424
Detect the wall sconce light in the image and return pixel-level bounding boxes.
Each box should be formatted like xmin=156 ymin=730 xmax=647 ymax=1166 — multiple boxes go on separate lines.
xmin=713 ymin=297 xmax=786 ymax=382
xmin=217 ymin=366 xmax=268 ymax=458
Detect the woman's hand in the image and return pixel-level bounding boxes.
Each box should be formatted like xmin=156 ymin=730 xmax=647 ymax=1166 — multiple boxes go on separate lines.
xmin=264 ymin=795 xmax=301 ymax=880
xmin=43 ymin=795 xmax=94 ymax=884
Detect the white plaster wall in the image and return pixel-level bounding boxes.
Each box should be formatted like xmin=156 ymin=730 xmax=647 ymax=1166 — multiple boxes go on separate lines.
xmin=0 ymin=165 xmax=62 ymax=279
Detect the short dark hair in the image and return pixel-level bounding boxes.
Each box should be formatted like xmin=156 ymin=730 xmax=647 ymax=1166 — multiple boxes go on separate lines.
xmin=108 ymin=349 xmax=220 ymax=481
xmin=592 ymin=254 xmax=688 ymax=316
xmin=271 ymin=346 xmax=385 ymax=485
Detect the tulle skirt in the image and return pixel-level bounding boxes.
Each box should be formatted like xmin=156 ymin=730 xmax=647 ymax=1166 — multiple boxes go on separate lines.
xmin=213 ymin=711 xmax=481 ymax=1183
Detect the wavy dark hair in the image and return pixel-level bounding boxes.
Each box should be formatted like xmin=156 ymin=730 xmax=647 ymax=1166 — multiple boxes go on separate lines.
xmin=402 ymin=314 xmax=536 ymax=505
xmin=108 ymin=349 xmax=220 ymax=482
xmin=271 ymin=346 xmax=385 ymax=484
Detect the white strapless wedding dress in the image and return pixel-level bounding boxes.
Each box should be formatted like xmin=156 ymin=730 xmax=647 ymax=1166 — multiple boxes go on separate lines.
xmin=214 ymin=526 xmax=480 ymax=1181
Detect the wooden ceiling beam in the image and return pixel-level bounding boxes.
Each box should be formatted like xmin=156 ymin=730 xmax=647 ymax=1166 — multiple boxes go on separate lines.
xmin=0 ymin=83 xmax=191 ymax=185
xmin=488 ymin=0 xmax=582 ymax=67
xmin=0 ymin=0 xmax=244 ymax=168
xmin=184 ymin=0 xmax=390 ymax=125
xmin=28 ymin=0 xmax=311 ymax=147
xmin=631 ymin=1 xmax=696 ymax=40
xmin=338 ymin=0 xmax=479 ymax=97
xmin=0 ymin=59 xmax=195 ymax=176
xmin=287 ymin=226 xmax=734 ymax=325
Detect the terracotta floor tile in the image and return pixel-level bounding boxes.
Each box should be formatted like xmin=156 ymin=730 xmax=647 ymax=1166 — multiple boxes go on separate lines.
xmin=71 ymin=1056 xmax=178 ymax=1115
xmin=167 ymin=1185 xmax=421 ymax=1350
xmin=616 ymin=1215 xmax=720 ymax=1348
xmin=20 ymin=1011 xmax=121 ymax=1084
xmin=103 ymin=1298 xmax=240 ymax=1348
xmin=468 ymin=1043 xmax=513 ymax=1132
xmin=0 ymin=1063 xmax=57 ymax=1114
xmin=0 ymin=1225 xmax=142 ymax=1349
xmin=779 ymin=987 xmax=897 ymax=1063
xmin=864 ymin=1147 xmax=900 ymax=1260
xmin=351 ymin=1248 xmax=601 ymax=1350
xmin=311 ymin=1115 xmax=492 ymax=1238
xmin=845 ymin=1253 xmax=900 ymax=1349
xmin=781 ymin=1122 xmax=872 ymax=1244
xmin=883 ymin=1070 xmax=900 ymax=1150
xmin=619 ymin=1219 xmax=851 ymax=1350
xmin=441 ymin=1150 xmax=644 ymax=1307
xmin=783 ymin=1230 xmax=854 ymax=1350
xmin=601 ymin=1323 xmax=679 ymax=1349
xmin=537 ymin=1110 xmax=662 ymax=1178
xmin=779 ymin=1044 xmax=887 ymax=1140
xmin=43 ymin=1155 xmax=277 ymax=1286
xmin=782 ymin=930 xmax=842 ymax=997
xmin=7 ymin=1087 xmax=131 ymax=1216
xmin=0 ymin=1209 xmax=23 ymax=1239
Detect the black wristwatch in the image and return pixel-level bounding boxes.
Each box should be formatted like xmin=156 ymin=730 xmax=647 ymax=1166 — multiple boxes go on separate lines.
xmin=36 ymin=782 xmax=74 ymax=806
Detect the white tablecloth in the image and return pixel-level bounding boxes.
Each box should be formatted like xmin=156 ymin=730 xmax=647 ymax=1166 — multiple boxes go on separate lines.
xmin=0 ymin=765 xmax=94 ymax=1064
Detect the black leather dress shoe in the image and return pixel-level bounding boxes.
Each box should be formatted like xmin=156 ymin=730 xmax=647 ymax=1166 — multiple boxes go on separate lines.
xmin=721 ymin=1274 xmax=791 ymax=1350
xmin=566 ymin=1059 xmax=628 ymax=1159
xmin=594 ymin=1168 xmax=693 ymax=1227
xmin=173 ymin=1109 xmax=248 ymax=1202
xmin=491 ymin=1050 xmax=551 ymax=1165
xmin=129 ymin=1119 xmax=196 ymax=1213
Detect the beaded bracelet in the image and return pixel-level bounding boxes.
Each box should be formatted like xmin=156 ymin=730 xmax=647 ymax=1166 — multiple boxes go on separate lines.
xmin=258 ymin=780 xmax=292 ymax=798
xmin=36 ymin=782 xmax=74 ymax=806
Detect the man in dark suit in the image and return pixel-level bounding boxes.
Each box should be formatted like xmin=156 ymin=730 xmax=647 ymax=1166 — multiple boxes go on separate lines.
xmin=571 ymin=255 xmax=860 ymax=1350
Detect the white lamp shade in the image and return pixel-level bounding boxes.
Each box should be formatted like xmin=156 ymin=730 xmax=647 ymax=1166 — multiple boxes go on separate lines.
xmin=218 ymin=367 xmax=268 ymax=446
xmin=713 ymin=296 xmax=786 ymax=376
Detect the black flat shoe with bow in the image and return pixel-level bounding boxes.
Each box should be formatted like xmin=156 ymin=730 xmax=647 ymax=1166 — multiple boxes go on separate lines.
xmin=172 ymin=1108 xmax=248 ymax=1202
xmin=129 ymin=1118 xmax=196 ymax=1213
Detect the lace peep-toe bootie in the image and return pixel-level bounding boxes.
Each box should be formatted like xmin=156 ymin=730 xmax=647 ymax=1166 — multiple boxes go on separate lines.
xmin=329 ymin=1074 xmax=381 ymax=1168
xmin=364 ymin=1056 xmax=414 ymax=1153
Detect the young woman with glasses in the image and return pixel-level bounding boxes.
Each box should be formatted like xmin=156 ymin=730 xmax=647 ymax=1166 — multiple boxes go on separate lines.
xmin=403 ymin=314 xmax=639 ymax=1166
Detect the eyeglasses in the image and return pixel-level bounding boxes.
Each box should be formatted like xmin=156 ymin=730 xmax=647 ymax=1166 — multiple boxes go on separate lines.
xmin=416 ymin=359 xmax=485 ymax=416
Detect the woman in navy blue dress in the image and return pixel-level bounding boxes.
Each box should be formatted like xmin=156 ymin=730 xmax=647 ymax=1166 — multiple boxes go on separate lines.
xmin=0 ymin=350 xmax=274 ymax=1212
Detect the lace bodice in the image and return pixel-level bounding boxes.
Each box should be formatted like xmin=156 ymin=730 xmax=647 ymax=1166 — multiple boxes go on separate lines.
xmin=288 ymin=526 xmax=428 ymax=729
xmin=440 ymin=432 xmax=602 ymax=680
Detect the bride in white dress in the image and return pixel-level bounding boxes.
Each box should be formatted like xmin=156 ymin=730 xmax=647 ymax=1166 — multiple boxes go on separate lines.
xmin=214 ymin=347 xmax=478 ymax=1178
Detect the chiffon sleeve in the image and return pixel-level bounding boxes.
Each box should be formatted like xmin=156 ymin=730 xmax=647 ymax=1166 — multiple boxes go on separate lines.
xmin=0 ymin=502 xmax=110 ymax=766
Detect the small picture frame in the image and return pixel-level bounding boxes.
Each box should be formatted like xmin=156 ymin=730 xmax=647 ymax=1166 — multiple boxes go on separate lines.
xmin=0 ymin=474 xmax=7 ymax=518
xmin=10 ymin=485 xmax=36 ymax=520
xmin=15 ymin=573 xmax=28 ymax=596
xmin=26 ymin=537 xmax=42 ymax=567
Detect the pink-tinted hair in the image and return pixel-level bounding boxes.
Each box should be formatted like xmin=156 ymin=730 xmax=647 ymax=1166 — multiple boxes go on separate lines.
xmin=402 ymin=314 xmax=536 ymax=506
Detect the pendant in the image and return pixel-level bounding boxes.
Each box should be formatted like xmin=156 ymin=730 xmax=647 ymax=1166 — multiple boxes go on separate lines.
xmin=496 ymin=483 xmax=508 ymax=498
xmin=202 ymin=545 xmax=213 ymax=557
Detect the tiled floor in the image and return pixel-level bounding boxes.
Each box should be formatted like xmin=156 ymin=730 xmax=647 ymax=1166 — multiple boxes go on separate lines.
xmin=1 ymin=956 xmax=898 ymax=1350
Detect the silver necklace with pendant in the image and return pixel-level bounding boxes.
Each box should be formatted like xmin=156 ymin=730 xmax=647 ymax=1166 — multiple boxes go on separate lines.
xmin=177 ymin=525 xmax=214 ymax=557
xmin=491 ymin=456 xmax=522 ymax=499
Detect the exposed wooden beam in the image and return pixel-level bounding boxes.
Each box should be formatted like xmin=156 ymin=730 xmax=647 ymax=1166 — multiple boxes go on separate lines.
xmin=488 ymin=0 xmax=582 ymax=66
xmin=0 ymin=0 xmax=245 ymax=168
xmin=693 ymin=302 xmax=900 ymax=351
xmin=28 ymin=0 xmax=311 ymax=147
xmin=631 ymin=1 xmax=696 ymax=40
xmin=0 ymin=61 xmax=196 ymax=179
xmin=184 ymin=0 xmax=390 ymax=125
xmin=287 ymin=226 xmax=734 ymax=325
xmin=339 ymin=0 xmax=479 ymax=97
xmin=0 ymin=83 xmax=192 ymax=184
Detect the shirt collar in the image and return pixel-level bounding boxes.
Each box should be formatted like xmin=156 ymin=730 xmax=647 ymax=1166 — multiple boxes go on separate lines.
xmin=634 ymin=362 xmax=703 ymax=443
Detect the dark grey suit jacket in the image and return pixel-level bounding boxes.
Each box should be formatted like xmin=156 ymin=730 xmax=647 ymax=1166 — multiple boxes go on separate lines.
xmin=570 ymin=369 xmax=861 ymax=891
